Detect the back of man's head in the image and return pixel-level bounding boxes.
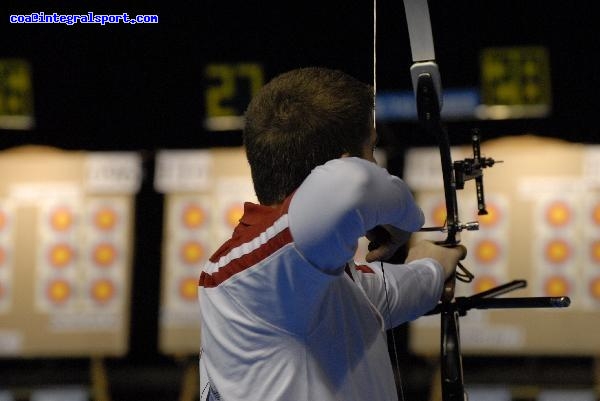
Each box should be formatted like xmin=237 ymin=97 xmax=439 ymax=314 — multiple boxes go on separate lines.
xmin=244 ymin=67 xmax=373 ymax=205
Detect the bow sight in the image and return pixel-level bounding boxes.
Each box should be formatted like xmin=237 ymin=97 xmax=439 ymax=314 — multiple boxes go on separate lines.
xmin=453 ymin=130 xmax=500 ymax=215
xmin=419 ymin=130 xmax=501 ymax=236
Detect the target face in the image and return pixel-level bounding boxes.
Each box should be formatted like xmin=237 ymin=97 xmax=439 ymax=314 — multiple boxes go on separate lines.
xmin=473 ymin=275 xmax=499 ymax=293
xmin=478 ymin=202 xmax=502 ymax=228
xmin=544 ymin=275 xmax=570 ymax=296
xmin=92 ymin=243 xmax=118 ymax=267
xmin=0 ymin=246 xmax=6 ymax=267
xmin=49 ymin=207 xmax=74 ymax=232
xmin=544 ymin=239 xmax=572 ymax=265
xmin=181 ymin=203 xmax=207 ymax=229
xmin=180 ymin=241 xmax=205 ymax=265
xmin=90 ymin=278 xmax=116 ymax=304
xmin=591 ymin=203 xmax=600 ymax=227
xmin=589 ymin=277 xmax=600 ymax=301
xmin=94 ymin=207 xmax=119 ymax=231
xmin=46 ymin=279 xmax=72 ymax=305
xmin=48 ymin=243 xmax=75 ymax=268
xmin=430 ymin=201 xmax=447 ymax=228
xmin=474 ymin=239 xmax=502 ymax=264
xmin=590 ymin=240 xmax=600 ymax=264
xmin=545 ymin=201 xmax=572 ymax=228
xmin=0 ymin=210 xmax=8 ymax=232
xmin=225 ymin=203 xmax=244 ymax=228
xmin=178 ymin=276 xmax=198 ymax=302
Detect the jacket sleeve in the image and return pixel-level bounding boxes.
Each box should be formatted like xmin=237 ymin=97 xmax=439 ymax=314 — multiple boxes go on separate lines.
xmin=350 ymin=259 xmax=444 ymax=328
xmin=288 ymin=157 xmax=424 ymax=273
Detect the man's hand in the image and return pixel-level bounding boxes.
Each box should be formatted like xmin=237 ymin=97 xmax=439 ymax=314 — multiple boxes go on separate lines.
xmin=405 ymin=240 xmax=467 ymax=280
xmin=365 ymin=225 xmax=412 ymax=263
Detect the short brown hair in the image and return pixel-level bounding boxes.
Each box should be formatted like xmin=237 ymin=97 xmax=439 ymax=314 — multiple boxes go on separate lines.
xmin=243 ymin=67 xmax=374 ymax=205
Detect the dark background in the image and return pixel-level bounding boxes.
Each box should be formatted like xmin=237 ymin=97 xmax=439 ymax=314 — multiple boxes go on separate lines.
xmin=1 ymin=1 xmax=599 ymax=400
xmin=2 ymin=1 xmax=599 ymax=150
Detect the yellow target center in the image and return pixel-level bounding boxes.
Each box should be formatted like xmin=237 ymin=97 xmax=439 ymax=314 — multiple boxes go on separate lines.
xmin=226 ymin=204 xmax=244 ymax=228
xmin=51 ymin=208 xmax=73 ymax=231
xmin=432 ymin=202 xmax=447 ymax=228
xmin=475 ymin=240 xmax=500 ymax=264
xmin=592 ymin=204 xmax=600 ymax=227
xmin=50 ymin=244 xmax=74 ymax=268
xmin=179 ymin=277 xmax=198 ymax=301
xmin=544 ymin=276 xmax=569 ymax=296
xmin=474 ymin=276 xmax=498 ymax=293
xmin=92 ymin=279 xmax=115 ymax=303
xmin=545 ymin=240 xmax=570 ymax=264
xmin=48 ymin=280 xmax=71 ymax=303
xmin=183 ymin=205 xmax=206 ymax=229
xmin=478 ymin=203 xmax=500 ymax=228
xmin=590 ymin=241 xmax=600 ymax=264
xmin=590 ymin=278 xmax=600 ymax=300
xmin=546 ymin=202 xmax=571 ymax=227
xmin=94 ymin=244 xmax=116 ymax=266
xmin=95 ymin=209 xmax=117 ymax=231
xmin=181 ymin=241 xmax=204 ymax=264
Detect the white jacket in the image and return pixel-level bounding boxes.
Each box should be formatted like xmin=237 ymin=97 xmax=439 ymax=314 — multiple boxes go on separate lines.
xmin=198 ymin=157 xmax=444 ymax=401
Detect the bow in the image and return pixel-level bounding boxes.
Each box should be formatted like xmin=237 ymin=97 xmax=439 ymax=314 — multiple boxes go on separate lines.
xmin=400 ymin=1 xmax=498 ymax=399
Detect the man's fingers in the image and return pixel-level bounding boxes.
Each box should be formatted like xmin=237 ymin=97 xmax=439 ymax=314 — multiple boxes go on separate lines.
xmin=454 ymin=244 xmax=467 ymax=260
xmin=365 ymin=248 xmax=384 ymax=263
xmin=365 ymin=244 xmax=394 ymax=262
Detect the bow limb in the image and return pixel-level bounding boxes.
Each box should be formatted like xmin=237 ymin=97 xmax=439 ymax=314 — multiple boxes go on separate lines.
xmin=401 ymin=1 xmax=466 ymax=400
